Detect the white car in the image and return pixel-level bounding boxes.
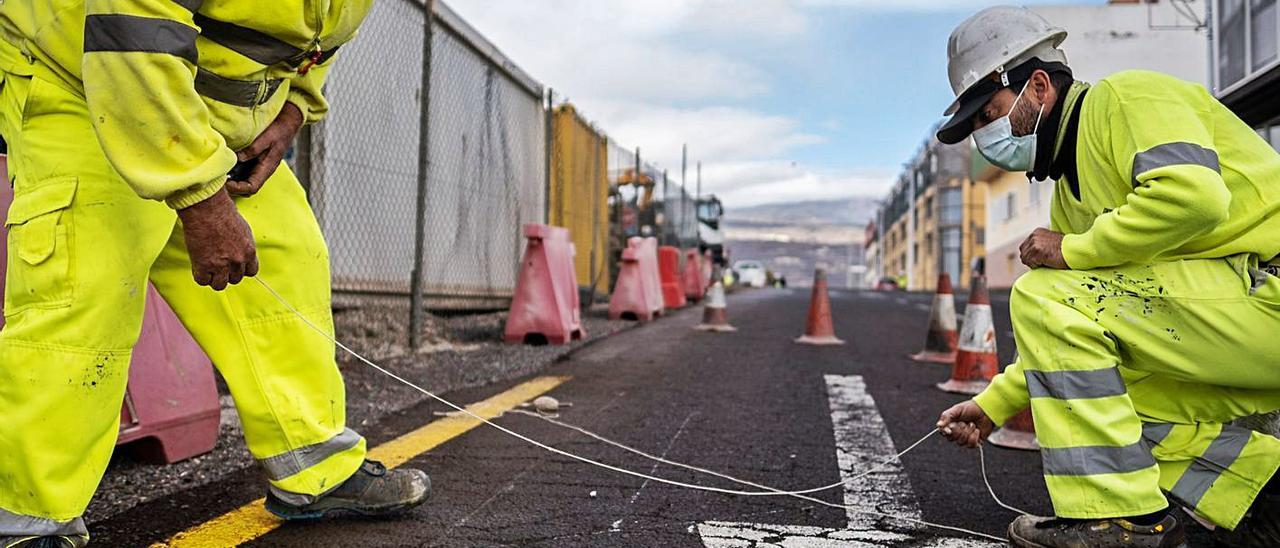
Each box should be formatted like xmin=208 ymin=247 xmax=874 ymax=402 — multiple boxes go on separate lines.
xmin=733 ymin=260 xmax=768 ymax=288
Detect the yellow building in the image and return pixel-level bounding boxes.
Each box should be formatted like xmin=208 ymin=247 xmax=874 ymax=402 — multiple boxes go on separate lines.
xmin=974 ymin=156 xmax=1054 ymax=289
xmin=873 ymin=136 xmax=986 ymax=292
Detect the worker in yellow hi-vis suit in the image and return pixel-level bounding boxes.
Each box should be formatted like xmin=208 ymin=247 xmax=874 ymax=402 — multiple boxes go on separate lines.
xmin=0 ymin=2 xmax=430 ymax=546
xmin=933 ymin=7 xmax=1280 ymax=548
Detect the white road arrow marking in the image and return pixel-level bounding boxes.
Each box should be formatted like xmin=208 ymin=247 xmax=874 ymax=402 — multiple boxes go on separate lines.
xmin=696 ymin=375 xmax=1001 ymax=547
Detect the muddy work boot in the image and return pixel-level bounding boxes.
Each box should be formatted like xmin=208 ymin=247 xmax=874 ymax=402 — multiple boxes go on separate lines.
xmin=1213 ymin=491 xmax=1280 ymax=548
xmin=0 ymin=536 xmax=88 ymax=548
xmin=1008 ymin=514 xmax=1186 ymax=548
xmin=265 ymin=460 xmax=430 ymax=520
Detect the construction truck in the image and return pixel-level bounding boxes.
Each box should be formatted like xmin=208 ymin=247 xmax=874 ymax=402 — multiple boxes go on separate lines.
xmin=697 ymin=194 xmax=727 ymax=266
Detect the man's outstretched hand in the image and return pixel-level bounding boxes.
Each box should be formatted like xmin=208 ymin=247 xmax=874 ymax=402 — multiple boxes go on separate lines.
xmin=937 ymin=400 xmax=995 ymax=449
xmin=1019 ymin=228 xmax=1069 ymax=270
xmin=178 ymin=188 xmax=258 ymax=291
xmin=226 ymin=102 xmax=304 ymax=196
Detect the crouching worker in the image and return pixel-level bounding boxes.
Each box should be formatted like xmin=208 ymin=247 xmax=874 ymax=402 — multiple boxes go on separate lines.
xmin=932 ymin=6 xmax=1280 ymax=548
xmin=0 ymin=2 xmax=429 ymax=546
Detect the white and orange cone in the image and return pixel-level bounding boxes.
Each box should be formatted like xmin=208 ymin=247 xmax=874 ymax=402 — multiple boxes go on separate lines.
xmin=988 ymin=349 xmax=1038 ymax=450
xmin=937 ymin=274 xmax=997 ymax=394
xmin=695 ymin=269 xmax=737 ymax=333
xmin=795 ymin=269 xmax=845 ymax=346
xmin=989 ymin=407 xmax=1039 ymax=451
xmin=910 ymin=273 xmax=958 ymax=364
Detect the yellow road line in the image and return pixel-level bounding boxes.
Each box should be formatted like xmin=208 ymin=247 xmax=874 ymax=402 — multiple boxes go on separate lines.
xmin=154 ymin=375 xmax=571 ymax=548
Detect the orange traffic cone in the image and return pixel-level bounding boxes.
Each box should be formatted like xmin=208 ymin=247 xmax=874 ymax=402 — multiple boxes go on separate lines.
xmin=795 ymin=268 xmax=845 ymax=346
xmin=910 ymin=273 xmax=958 ymax=364
xmin=937 ymin=274 xmax=997 ymax=394
xmin=988 ymin=349 xmax=1038 ymax=450
xmin=695 ymin=267 xmax=736 ymax=333
xmin=989 ymin=407 xmax=1039 ymax=451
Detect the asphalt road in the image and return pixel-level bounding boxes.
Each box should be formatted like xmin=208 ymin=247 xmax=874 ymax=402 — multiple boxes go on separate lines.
xmin=90 ymin=287 xmax=1215 ymax=547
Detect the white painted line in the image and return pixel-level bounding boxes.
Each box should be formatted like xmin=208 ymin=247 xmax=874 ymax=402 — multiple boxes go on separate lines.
xmin=697 ymin=375 xmax=1002 ymax=547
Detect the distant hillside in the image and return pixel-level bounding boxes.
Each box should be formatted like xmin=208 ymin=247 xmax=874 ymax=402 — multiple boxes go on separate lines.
xmin=730 ymin=197 xmax=878 ymax=227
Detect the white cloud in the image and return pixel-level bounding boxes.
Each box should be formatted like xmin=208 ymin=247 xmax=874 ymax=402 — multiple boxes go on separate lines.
xmin=443 ymin=0 xmax=902 ymax=208
xmin=698 ymin=161 xmax=895 ymax=207
xmin=586 ymin=101 xmax=822 ymax=167
xmin=798 ymin=0 xmax=1093 ymax=11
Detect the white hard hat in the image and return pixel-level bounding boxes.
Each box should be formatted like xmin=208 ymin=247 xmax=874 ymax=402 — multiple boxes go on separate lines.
xmin=936 ymin=6 xmax=1069 ymax=144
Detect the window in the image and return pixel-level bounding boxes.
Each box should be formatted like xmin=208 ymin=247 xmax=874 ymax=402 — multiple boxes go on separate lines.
xmin=1217 ymin=0 xmax=1280 ymax=90
xmin=1004 ymin=191 xmax=1018 ymax=221
xmin=1029 ymin=181 xmax=1043 ymax=206
xmin=940 ymin=187 xmax=964 ymax=225
xmin=941 ymin=228 xmax=962 ymax=281
xmin=1254 ymin=0 xmax=1279 ymax=71
xmin=924 ymin=196 xmax=934 ymax=220
xmin=1220 ymin=0 xmax=1248 ymax=88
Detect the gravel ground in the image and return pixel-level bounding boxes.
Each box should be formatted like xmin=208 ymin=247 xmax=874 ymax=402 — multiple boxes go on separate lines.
xmin=85 ymin=300 xmax=634 ymax=523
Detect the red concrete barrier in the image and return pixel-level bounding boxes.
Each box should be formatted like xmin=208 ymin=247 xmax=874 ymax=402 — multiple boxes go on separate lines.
xmin=504 ymin=224 xmax=586 ymax=345
xmin=682 ymin=249 xmax=705 ymax=302
xmin=0 ymin=156 xmax=219 ymax=463
xmin=658 ymin=246 xmax=687 ymax=309
xmin=609 ymin=239 xmax=664 ymax=321
xmin=634 ymin=237 xmax=664 ymax=315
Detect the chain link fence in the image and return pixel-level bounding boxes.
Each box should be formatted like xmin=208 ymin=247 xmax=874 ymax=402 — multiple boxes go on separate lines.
xmin=306 ymin=0 xmax=425 ymax=295
xmin=298 ymin=0 xmax=706 ymax=345
xmin=421 ymin=3 xmax=547 ymax=309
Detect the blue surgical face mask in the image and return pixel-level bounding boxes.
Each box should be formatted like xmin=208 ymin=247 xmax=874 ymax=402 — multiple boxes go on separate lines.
xmin=972 ymin=81 xmax=1045 ymax=172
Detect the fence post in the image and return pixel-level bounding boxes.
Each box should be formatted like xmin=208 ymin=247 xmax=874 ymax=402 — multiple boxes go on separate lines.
xmin=696 ymin=161 xmax=703 ymax=251
xmin=410 ymin=0 xmax=436 ymax=351
xmin=661 ymin=169 xmax=669 ymax=245
xmin=544 ymin=88 xmax=554 ymax=224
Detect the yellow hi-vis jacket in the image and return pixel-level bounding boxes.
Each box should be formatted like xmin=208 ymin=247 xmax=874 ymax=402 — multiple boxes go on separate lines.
xmin=0 ymin=0 xmax=373 ymax=209
xmin=1056 ymin=70 xmax=1280 ymax=269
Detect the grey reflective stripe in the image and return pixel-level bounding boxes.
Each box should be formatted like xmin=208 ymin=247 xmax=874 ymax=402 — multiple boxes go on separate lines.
xmin=1132 ymin=142 xmax=1221 ymax=186
xmin=172 ymin=0 xmax=202 ymax=11
xmin=1042 ymin=441 xmax=1157 ymax=476
xmin=259 ymin=428 xmax=362 ymax=481
xmin=193 ymin=14 xmax=303 ymax=65
xmin=1141 ymin=422 xmax=1175 ymax=446
xmin=1026 ymin=368 xmax=1127 ymax=400
xmin=194 ymin=69 xmax=282 ymax=107
xmin=0 ymin=507 xmax=87 ymax=537
xmin=84 ymin=14 xmax=198 ymax=65
xmin=1169 ymin=425 xmax=1252 ymax=508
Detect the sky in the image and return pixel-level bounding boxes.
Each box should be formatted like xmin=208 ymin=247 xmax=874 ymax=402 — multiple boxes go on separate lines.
xmin=446 ymin=0 xmax=1110 ymax=208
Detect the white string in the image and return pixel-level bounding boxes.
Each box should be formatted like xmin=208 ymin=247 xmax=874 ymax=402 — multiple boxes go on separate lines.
xmin=980 ymin=444 xmax=1032 ymax=516
xmin=506 ymin=408 xmax=935 ymax=497
xmin=253 ymin=277 xmax=1013 ymax=543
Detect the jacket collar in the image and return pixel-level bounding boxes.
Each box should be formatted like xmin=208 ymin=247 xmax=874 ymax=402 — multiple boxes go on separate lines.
xmin=1028 ymin=80 xmax=1091 ymax=182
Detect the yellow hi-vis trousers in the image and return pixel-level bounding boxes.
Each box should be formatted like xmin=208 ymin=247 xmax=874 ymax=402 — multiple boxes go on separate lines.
xmin=987 ymin=256 xmax=1280 ymax=530
xmin=0 ymin=60 xmax=365 ymax=537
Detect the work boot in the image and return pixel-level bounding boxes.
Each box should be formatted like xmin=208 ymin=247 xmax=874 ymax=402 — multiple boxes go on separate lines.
xmin=1213 ymin=491 xmax=1280 ymax=548
xmin=1008 ymin=514 xmax=1186 ymax=548
xmin=264 ymin=460 xmax=430 ymax=520
xmin=0 ymin=536 xmax=88 ymax=548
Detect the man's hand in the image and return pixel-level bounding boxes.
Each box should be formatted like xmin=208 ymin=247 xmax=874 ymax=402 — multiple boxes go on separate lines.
xmin=178 ymin=188 xmax=258 ymax=290
xmin=226 ymin=102 xmax=304 ymax=196
xmin=937 ymin=400 xmax=994 ymax=449
xmin=1019 ymin=228 xmax=1069 ymax=270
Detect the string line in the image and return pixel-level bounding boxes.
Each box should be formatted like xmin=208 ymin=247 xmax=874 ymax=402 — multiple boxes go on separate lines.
xmin=254 ymin=277 xmax=1019 ymax=543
